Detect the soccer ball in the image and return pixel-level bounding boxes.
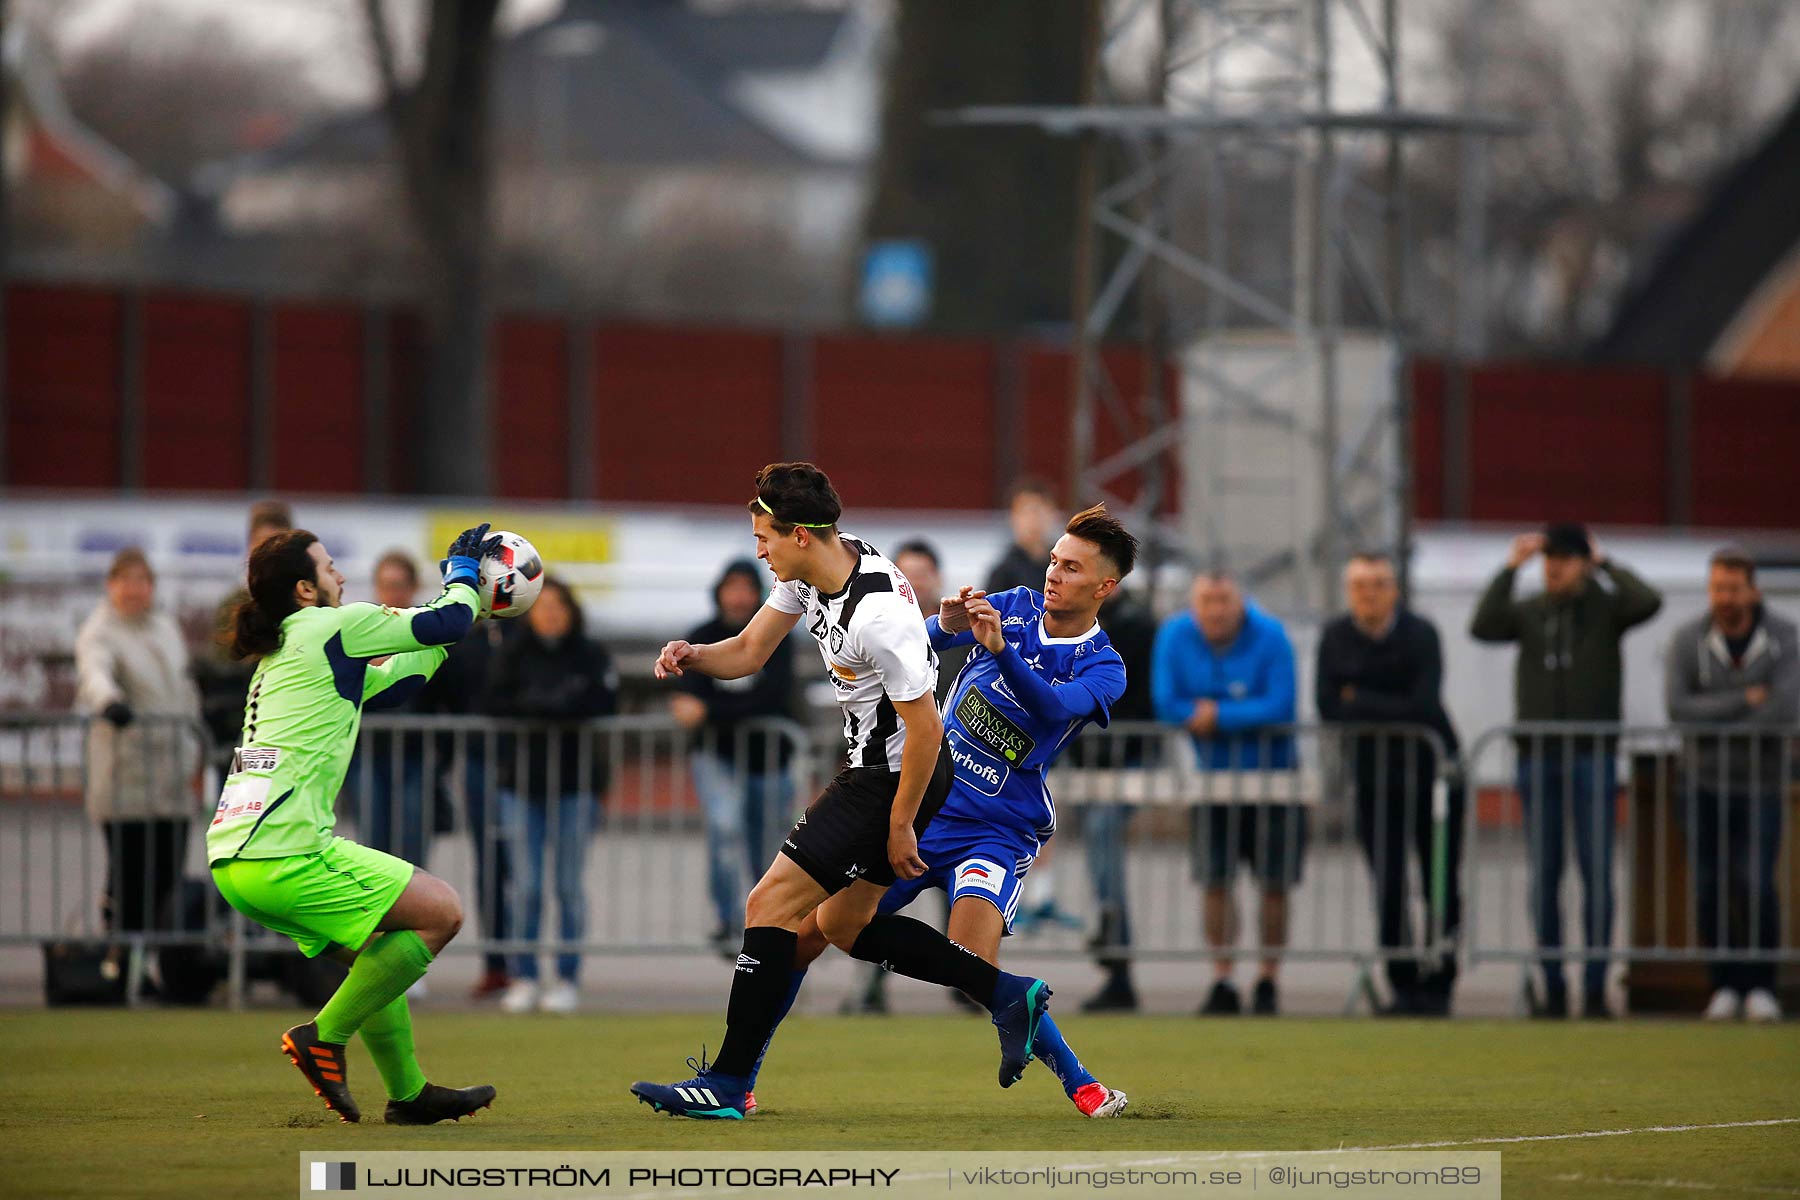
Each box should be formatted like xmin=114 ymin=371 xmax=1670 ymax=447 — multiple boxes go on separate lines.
xmin=477 ymin=531 xmax=544 ymax=620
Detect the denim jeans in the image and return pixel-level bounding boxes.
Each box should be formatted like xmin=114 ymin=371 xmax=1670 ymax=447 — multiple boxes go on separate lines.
xmin=690 ymin=753 xmax=793 ymax=930
xmin=498 ymin=789 xmax=595 ymax=982
xmin=1083 ymin=805 xmax=1134 ymax=960
xmin=1684 ymin=788 xmax=1784 ymax=993
xmin=357 ymin=745 xmax=429 ymax=868
xmin=463 ymin=754 xmax=512 ymax=976
xmin=1517 ymin=751 xmax=1617 ymax=1000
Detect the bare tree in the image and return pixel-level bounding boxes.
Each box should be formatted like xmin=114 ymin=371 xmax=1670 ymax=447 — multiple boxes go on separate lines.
xmin=55 ymin=8 xmax=325 ymax=184
xmin=1409 ymin=0 xmax=1800 ymax=355
xmin=862 ymin=0 xmax=1089 ymax=332
xmin=364 ymin=0 xmax=501 ymax=496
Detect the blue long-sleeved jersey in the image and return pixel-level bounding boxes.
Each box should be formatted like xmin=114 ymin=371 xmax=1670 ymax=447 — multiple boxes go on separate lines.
xmin=927 ymin=587 xmax=1127 ymax=844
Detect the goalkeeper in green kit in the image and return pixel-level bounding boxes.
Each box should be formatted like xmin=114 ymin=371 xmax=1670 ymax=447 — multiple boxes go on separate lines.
xmin=208 ymin=523 xmax=501 ymax=1124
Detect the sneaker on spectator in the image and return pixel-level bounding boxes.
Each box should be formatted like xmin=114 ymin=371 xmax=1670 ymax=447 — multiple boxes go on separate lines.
xmin=1703 ymin=987 xmax=1742 ymax=1021
xmin=1412 ymin=989 xmax=1452 ymax=1018
xmin=1082 ymin=974 xmax=1140 ymax=1013
xmin=470 ymin=968 xmax=511 ymax=1000
xmin=1743 ymin=988 xmax=1782 ymax=1023
xmin=840 ymin=971 xmax=889 ymax=1015
xmin=499 ymin=979 xmax=540 ymax=1014
xmin=1378 ymin=989 xmax=1419 ymax=1017
xmin=1199 ymin=979 xmax=1240 ymax=1016
xmin=1528 ymin=981 xmax=1569 ymax=1019
xmin=707 ymin=925 xmax=738 ymax=963
xmin=539 ymin=980 xmax=579 ymax=1014
xmin=1251 ymin=977 xmax=1279 ymax=1016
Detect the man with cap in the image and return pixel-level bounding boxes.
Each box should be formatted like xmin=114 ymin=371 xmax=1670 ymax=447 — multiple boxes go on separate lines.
xmin=671 ymin=560 xmax=797 ymax=958
xmin=1471 ymin=522 xmax=1662 ymax=1018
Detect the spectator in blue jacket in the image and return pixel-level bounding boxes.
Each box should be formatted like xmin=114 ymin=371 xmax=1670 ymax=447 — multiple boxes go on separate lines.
xmin=1153 ymin=571 xmax=1300 ymax=1016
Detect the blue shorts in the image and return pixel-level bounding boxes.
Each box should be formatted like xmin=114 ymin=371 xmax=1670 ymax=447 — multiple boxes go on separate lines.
xmin=878 ymin=818 xmax=1038 ymax=935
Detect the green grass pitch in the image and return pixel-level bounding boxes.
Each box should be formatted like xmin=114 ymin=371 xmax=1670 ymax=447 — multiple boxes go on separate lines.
xmin=1 ymin=1010 xmax=1794 ymax=1199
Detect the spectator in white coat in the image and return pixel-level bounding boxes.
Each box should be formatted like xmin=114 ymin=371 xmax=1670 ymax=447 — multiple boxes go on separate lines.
xmin=76 ymin=547 xmax=204 ymax=955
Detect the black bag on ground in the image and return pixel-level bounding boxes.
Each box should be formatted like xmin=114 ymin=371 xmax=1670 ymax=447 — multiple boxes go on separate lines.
xmin=157 ymin=880 xmax=229 ymax=1005
xmin=42 ymin=940 xmax=127 ymax=1006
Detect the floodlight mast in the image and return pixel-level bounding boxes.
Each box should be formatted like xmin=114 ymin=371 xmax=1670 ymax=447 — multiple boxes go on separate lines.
xmin=940 ymin=0 xmax=1520 ymax=613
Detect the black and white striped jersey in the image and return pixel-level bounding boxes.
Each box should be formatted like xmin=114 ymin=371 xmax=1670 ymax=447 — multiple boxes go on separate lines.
xmin=767 ymin=535 xmax=937 ymax=772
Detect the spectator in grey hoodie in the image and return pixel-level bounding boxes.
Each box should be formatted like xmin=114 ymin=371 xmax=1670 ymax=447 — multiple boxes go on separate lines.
xmin=1665 ymin=546 xmax=1798 ymax=1024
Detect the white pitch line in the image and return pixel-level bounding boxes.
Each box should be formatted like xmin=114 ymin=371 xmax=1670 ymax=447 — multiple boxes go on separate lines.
xmin=1343 ymin=1116 xmax=1800 ymax=1152
xmin=1067 ymin=1117 xmax=1800 ymax=1164
xmin=1549 ymin=1172 xmax=1800 ymax=1197
xmin=614 ymin=1117 xmax=1800 ymax=1199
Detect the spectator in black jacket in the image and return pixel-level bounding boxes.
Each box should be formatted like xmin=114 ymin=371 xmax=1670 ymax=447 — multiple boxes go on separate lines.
xmin=853 ymin=539 xmax=976 ymax=1012
xmin=354 ymin=551 xmax=433 ymax=866
xmin=416 ymin=616 xmax=514 ymax=999
xmin=194 ymin=500 xmax=292 ymax=763
xmin=893 ymin=540 xmax=966 ymax=701
xmin=1075 ymin=584 xmax=1161 ymax=1012
xmin=486 ymin=578 xmax=618 ymax=1014
xmin=671 ymin=560 xmax=796 ymax=956
xmin=984 ymin=478 xmax=1060 ymax=593
xmin=1316 ymin=552 xmax=1463 ymax=1015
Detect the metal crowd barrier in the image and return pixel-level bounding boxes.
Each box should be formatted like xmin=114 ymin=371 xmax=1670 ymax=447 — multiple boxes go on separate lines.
xmin=342 ymin=715 xmax=1454 ymax=1005
xmin=1460 ymin=721 xmax=1797 ymax=1008
xmin=1045 ymin=720 xmax=1457 ymax=1010
xmin=6 ymin=710 xmax=1792 ymax=1012
xmin=0 ymin=712 xmax=221 ymax=1004
xmin=336 ymin=714 xmax=819 ymax=965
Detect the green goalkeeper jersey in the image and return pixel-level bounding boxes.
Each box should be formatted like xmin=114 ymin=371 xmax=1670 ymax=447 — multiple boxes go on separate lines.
xmin=205 ymin=583 xmax=480 ymax=865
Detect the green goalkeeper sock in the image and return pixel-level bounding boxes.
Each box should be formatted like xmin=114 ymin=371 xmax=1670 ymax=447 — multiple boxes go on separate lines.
xmin=359 ymin=995 xmax=428 ymax=1102
xmin=314 ymin=930 xmax=434 ymax=1044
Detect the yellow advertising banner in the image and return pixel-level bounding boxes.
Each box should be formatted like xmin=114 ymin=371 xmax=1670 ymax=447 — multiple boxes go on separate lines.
xmin=426 ymin=513 xmax=615 ymax=568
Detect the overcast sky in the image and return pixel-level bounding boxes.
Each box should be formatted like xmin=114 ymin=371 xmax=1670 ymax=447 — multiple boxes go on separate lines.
xmin=25 ymin=0 xmax=562 ymax=106
xmin=22 ymin=0 xmax=1800 ymax=138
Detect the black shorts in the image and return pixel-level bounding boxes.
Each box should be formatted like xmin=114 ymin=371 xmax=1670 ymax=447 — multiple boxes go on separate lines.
xmin=1189 ymin=803 xmax=1308 ymax=889
xmin=781 ymin=740 xmax=953 ymax=895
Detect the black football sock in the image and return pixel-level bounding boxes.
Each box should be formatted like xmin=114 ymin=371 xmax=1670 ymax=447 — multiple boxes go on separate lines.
xmin=848 ymin=914 xmax=1002 ymax=1010
xmin=713 ymin=926 xmax=799 ymax=1078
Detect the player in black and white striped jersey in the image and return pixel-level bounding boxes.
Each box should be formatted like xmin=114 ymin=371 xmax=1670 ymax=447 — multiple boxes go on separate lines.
xmin=766 ymin=531 xmax=936 ymax=772
xmin=631 ymin=462 xmax=1055 ymax=1121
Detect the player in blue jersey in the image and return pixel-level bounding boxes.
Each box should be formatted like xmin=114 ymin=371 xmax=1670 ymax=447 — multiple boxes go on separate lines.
xmin=746 ymin=503 xmax=1139 ymax=1118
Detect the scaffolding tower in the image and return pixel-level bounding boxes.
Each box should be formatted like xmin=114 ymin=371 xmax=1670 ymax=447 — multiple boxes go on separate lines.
xmin=949 ymin=0 xmax=1516 ymax=615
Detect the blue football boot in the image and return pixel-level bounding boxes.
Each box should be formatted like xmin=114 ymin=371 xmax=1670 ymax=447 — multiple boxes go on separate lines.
xmin=630 ymin=1052 xmax=749 ymax=1120
xmin=991 ymin=974 xmax=1053 ymax=1087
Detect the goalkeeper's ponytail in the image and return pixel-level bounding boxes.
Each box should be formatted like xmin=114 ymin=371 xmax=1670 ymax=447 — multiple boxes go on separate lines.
xmin=232 ymin=530 xmax=319 ymax=660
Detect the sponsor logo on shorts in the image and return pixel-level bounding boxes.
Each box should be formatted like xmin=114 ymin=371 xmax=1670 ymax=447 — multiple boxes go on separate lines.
xmin=955 ymin=858 xmax=1006 ymax=897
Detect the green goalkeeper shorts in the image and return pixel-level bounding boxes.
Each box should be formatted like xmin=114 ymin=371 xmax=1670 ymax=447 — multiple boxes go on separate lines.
xmin=211 ymin=837 xmax=415 ymax=958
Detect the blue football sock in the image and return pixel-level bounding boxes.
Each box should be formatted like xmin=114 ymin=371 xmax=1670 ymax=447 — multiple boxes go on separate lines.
xmin=747 ymin=967 xmax=807 ymax=1090
xmin=1031 ymin=1013 xmax=1097 ymax=1097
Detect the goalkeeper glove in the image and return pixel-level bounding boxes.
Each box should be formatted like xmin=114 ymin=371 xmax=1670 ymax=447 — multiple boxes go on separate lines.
xmin=441 ymin=523 xmax=501 ymax=591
